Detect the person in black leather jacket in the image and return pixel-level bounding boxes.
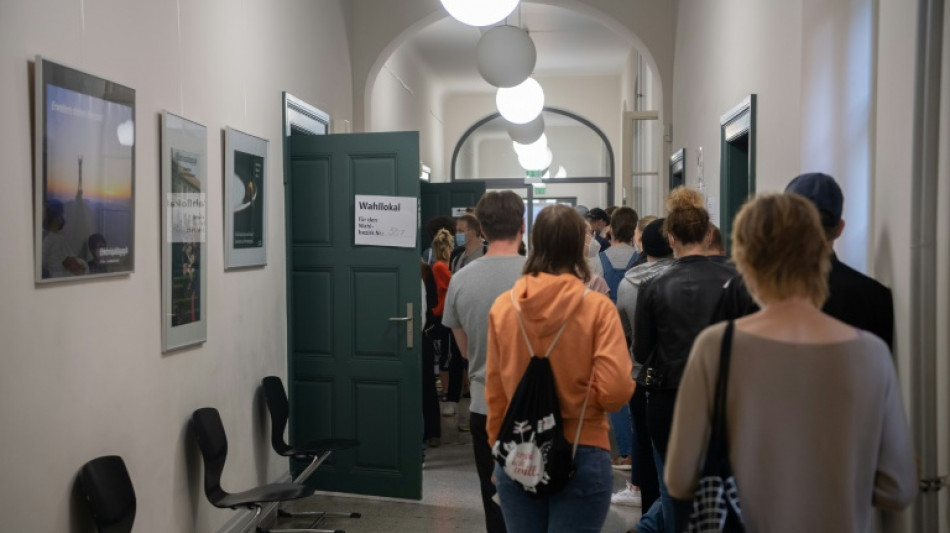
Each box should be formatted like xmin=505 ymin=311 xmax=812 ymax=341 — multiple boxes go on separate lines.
xmin=630 ymin=187 xmax=736 ymax=533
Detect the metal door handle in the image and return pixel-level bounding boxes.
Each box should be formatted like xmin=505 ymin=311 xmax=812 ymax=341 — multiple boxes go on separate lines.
xmin=388 ymin=303 xmax=413 ymax=349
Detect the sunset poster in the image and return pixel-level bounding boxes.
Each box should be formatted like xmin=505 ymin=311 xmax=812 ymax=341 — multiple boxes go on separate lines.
xmin=35 ymin=57 xmax=135 ymax=282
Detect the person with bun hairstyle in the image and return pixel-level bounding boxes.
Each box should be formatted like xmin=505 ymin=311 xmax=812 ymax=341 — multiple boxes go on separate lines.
xmin=630 ymin=187 xmax=736 ymax=533
xmin=666 ymin=193 xmax=915 ymax=531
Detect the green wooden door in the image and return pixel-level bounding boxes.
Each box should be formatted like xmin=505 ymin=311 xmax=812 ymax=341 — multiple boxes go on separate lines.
xmin=286 ymin=131 xmax=422 ymax=499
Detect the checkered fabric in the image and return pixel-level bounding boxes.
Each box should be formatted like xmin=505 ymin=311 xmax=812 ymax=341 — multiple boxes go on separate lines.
xmin=687 ymin=474 xmax=744 ymax=532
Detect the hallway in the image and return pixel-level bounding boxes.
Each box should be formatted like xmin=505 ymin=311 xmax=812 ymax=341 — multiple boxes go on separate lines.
xmin=279 ymin=400 xmax=641 ymax=532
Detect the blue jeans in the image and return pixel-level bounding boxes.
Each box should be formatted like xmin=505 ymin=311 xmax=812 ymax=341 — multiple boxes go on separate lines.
xmin=494 ymin=446 xmax=612 ymax=532
xmin=608 ymin=403 xmax=634 ymax=457
xmin=633 ymin=445 xmax=674 ymax=533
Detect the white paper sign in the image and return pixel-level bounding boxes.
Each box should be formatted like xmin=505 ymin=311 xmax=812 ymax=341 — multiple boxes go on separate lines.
xmin=354 ymin=195 xmax=418 ymax=248
xmin=451 ymin=207 xmax=468 ymax=217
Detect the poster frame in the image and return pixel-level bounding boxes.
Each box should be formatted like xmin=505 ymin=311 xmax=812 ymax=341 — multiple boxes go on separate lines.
xmin=224 ymin=126 xmax=268 ymax=269
xmin=161 ymin=111 xmax=208 ymax=352
xmin=34 ymin=56 xmax=136 ymax=283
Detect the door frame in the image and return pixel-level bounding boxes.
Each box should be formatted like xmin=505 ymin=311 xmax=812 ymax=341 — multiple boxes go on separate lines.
xmin=719 ymin=94 xmax=757 ymax=252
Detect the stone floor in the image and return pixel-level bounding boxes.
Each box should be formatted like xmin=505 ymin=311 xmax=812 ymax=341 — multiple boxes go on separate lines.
xmin=275 ymin=397 xmax=641 ymax=532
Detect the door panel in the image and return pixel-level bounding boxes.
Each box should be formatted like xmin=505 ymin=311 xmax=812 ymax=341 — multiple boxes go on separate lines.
xmin=287 ymin=131 xmax=421 ymax=499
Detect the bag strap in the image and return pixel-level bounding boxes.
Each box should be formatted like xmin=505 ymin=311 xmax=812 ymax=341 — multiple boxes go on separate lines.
xmin=704 ymin=320 xmax=735 ymax=473
xmin=509 ymin=288 xmax=593 ymax=459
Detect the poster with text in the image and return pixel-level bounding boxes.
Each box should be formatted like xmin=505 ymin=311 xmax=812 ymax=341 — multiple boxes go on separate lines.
xmin=224 ymin=127 xmax=268 ymax=268
xmin=162 ymin=112 xmax=208 ymax=352
xmin=34 ymin=57 xmax=135 ymax=283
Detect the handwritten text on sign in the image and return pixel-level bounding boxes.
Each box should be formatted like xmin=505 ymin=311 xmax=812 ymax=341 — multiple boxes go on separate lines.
xmin=354 ymin=195 xmax=418 ymax=248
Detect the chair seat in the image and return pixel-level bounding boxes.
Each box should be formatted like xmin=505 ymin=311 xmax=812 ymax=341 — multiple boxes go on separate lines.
xmin=213 ymin=483 xmax=314 ymax=509
xmin=283 ymin=438 xmax=360 ymax=458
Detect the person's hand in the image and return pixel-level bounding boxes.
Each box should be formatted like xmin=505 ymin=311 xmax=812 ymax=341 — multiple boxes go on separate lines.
xmin=63 ymin=256 xmax=87 ymax=275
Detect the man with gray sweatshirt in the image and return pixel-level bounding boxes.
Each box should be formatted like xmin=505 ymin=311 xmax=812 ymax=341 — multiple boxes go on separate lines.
xmin=442 ymin=191 xmax=526 ymax=533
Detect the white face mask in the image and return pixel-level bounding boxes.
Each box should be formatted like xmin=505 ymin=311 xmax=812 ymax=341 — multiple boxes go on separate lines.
xmin=587 ymin=237 xmax=601 ymax=258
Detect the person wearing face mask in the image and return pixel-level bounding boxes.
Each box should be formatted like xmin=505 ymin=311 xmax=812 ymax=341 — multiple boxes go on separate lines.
xmin=450 ymin=214 xmax=487 ymax=274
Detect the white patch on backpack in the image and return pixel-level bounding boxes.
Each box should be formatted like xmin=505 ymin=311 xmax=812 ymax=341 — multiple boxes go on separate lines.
xmin=536 ymin=414 xmax=556 ymax=433
xmin=495 ymin=419 xmax=553 ymax=493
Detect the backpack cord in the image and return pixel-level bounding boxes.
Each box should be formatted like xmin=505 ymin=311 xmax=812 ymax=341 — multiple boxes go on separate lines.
xmin=509 ymin=289 xmax=593 ymax=459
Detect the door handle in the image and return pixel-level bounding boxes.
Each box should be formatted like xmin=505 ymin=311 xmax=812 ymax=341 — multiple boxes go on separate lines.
xmin=388 ymin=302 xmax=413 ymax=349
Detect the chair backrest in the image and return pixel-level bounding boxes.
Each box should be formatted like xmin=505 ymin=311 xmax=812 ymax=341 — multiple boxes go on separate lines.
xmin=261 ymin=376 xmax=292 ymax=455
xmin=191 ymin=407 xmax=230 ymax=506
xmin=78 ymin=455 xmax=136 ymax=533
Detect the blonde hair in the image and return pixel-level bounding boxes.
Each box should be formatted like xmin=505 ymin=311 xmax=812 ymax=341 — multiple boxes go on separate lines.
xmin=431 ymin=228 xmax=455 ymax=262
xmin=732 ymin=193 xmax=831 ymax=306
xmin=637 ymin=215 xmax=658 ymax=232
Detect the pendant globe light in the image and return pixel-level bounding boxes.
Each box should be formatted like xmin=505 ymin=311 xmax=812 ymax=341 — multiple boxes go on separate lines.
xmin=518 ymin=147 xmax=553 ymax=172
xmin=507 ymin=114 xmax=544 ymax=145
xmin=496 ymin=77 xmax=544 ymax=124
xmin=477 ymin=25 xmax=536 ymax=88
xmin=512 ymin=133 xmax=547 ymax=159
xmin=440 ymin=0 xmax=520 ymax=27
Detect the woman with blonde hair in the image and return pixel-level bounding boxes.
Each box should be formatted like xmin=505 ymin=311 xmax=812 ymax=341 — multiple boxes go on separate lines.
xmin=665 ymin=193 xmax=916 ymax=531
xmin=427 ymin=229 xmax=464 ymax=416
xmin=485 ymin=204 xmax=634 ymax=532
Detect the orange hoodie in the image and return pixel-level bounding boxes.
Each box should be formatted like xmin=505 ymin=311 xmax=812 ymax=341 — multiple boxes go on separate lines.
xmin=485 ymin=272 xmax=635 ymax=451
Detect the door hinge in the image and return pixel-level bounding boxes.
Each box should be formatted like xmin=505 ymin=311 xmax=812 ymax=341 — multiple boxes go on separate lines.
xmin=919 ymin=475 xmax=950 ymax=493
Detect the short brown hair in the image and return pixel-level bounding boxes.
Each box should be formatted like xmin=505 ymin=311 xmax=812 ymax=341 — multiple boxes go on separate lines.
xmin=523 ymin=205 xmax=590 ymax=282
xmin=457 ymin=214 xmax=481 ymax=238
xmin=732 ymin=193 xmax=831 ymax=306
xmin=609 ymin=207 xmax=639 ymax=243
xmin=664 ymin=186 xmax=709 ymax=245
xmin=475 ymin=191 xmax=524 ymax=241
xmin=706 ymin=224 xmax=725 ymax=254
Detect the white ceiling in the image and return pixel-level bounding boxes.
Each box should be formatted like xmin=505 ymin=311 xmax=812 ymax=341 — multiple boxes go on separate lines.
xmin=404 ymin=3 xmax=633 ymax=93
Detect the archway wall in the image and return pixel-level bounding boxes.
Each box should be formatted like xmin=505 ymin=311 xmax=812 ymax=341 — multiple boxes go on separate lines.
xmin=442 ymin=74 xmax=620 ymax=186
xmin=350 ymin=0 xmax=675 ymax=133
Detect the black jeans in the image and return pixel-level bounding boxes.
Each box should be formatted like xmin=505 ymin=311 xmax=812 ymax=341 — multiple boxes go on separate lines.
xmin=470 ymin=412 xmax=507 ymax=533
xmin=421 ymin=328 xmax=441 ymax=439
xmin=630 ymin=384 xmax=658 ymax=509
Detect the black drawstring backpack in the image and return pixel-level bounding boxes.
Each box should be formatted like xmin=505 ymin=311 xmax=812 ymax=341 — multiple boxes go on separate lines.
xmin=492 ymin=290 xmax=592 ymax=497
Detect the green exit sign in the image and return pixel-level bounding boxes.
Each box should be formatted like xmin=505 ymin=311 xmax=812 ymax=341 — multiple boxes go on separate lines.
xmin=534 ymin=185 xmax=546 ymax=195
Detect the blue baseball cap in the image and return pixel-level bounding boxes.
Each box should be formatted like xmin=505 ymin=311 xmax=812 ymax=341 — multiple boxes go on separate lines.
xmin=785 ymin=172 xmax=843 ymax=227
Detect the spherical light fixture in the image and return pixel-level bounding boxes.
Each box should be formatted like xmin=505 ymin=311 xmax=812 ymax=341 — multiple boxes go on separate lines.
xmin=512 ymin=133 xmax=547 ymax=158
xmin=507 ymin=115 xmax=545 ymax=145
xmin=496 ymin=77 xmax=544 ymax=124
xmin=518 ymin=147 xmax=553 ymax=171
xmin=476 ymin=25 xmax=536 ymax=88
xmin=440 ymin=0 xmax=519 ymax=27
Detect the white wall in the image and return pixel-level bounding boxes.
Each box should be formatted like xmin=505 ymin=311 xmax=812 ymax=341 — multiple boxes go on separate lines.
xmin=0 ymin=1 xmax=353 ymax=531
xmin=368 ymin=44 xmax=445 ymax=181
xmin=671 ymin=0 xmax=877 ymax=271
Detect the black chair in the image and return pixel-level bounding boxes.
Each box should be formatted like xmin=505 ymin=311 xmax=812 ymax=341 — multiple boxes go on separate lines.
xmin=192 ymin=407 xmax=337 ymax=533
xmin=261 ymin=376 xmax=361 ymax=527
xmin=78 ymin=455 xmax=136 ymax=533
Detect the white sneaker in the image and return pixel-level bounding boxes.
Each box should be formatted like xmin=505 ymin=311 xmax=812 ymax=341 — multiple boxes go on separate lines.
xmin=441 ymin=402 xmax=457 ymax=417
xmin=611 ymin=482 xmax=642 ymax=507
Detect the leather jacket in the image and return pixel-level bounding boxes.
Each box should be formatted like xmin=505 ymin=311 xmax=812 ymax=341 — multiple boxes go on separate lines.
xmin=633 ymin=255 xmax=736 ymax=390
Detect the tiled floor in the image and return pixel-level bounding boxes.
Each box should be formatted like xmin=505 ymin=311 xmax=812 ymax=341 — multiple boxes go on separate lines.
xmin=277 ymin=398 xmax=642 ymax=532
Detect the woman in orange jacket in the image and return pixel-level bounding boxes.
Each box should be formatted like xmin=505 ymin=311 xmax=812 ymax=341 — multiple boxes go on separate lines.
xmin=485 ymin=204 xmax=635 ymax=532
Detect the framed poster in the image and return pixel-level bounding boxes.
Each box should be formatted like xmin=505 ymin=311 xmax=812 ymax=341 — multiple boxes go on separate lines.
xmin=224 ymin=127 xmax=268 ymax=268
xmin=161 ymin=112 xmax=208 ymax=351
xmin=34 ymin=56 xmax=136 ymax=282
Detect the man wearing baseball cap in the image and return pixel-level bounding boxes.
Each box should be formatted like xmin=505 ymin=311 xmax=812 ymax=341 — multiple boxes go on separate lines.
xmin=713 ymin=172 xmax=894 ymax=350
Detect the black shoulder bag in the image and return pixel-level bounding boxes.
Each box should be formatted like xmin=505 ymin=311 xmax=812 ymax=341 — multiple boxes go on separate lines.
xmin=687 ymin=320 xmax=745 ymax=532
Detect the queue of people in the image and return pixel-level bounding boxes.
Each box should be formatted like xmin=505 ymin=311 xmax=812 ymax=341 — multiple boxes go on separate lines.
xmin=420 ymin=172 xmax=917 ymax=533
